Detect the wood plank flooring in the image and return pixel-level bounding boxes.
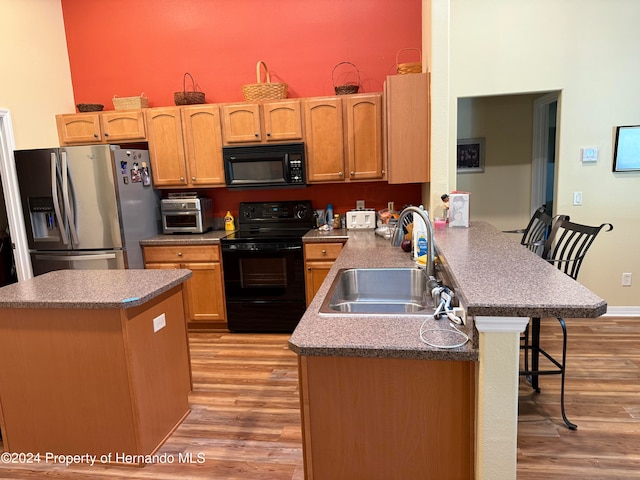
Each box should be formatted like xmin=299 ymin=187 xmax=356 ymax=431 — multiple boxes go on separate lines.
xmin=0 ymin=316 xmax=638 ymax=479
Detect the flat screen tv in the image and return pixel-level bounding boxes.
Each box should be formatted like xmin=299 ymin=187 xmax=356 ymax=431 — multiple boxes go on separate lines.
xmin=613 ymin=125 xmax=640 ymax=172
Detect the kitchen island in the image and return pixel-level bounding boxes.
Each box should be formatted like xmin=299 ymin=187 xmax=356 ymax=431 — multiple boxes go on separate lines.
xmin=291 ymin=222 xmax=606 ymax=480
xmin=0 ymin=269 xmax=193 ymax=463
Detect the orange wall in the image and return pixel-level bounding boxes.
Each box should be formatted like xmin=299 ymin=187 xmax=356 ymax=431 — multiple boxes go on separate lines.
xmin=60 ymin=0 xmax=423 ymax=216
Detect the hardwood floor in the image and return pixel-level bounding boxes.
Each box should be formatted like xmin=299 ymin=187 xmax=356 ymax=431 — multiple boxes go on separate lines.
xmin=518 ymin=316 xmax=640 ymax=479
xmin=0 ymin=317 xmax=638 ymax=479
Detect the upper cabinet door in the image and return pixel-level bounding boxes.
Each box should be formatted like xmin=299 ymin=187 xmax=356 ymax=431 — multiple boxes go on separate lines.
xmin=262 ymin=100 xmax=303 ymax=142
xmin=344 ymin=94 xmax=384 ymax=181
xmin=221 ymin=104 xmax=262 ymax=144
xmin=56 ymin=113 xmax=103 ymax=145
xmin=145 ymin=107 xmax=188 ymax=186
xmin=385 ymin=73 xmax=429 ymax=184
xmin=100 ymin=110 xmax=146 ymax=142
xmin=303 ymin=97 xmax=346 ymax=183
xmin=181 ymin=105 xmax=225 ymax=186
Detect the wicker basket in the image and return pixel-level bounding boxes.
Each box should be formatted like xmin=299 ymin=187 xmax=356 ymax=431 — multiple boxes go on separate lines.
xmin=76 ymin=103 xmax=104 ymax=112
xmin=242 ymin=61 xmax=288 ymax=102
xmin=112 ymin=93 xmax=149 ymax=110
xmin=332 ymin=62 xmax=361 ymax=95
xmin=174 ymin=73 xmax=206 ymax=105
xmin=396 ymin=48 xmax=422 ymax=75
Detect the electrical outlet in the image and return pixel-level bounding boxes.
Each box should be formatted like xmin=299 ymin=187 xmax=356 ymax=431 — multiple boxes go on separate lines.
xmin=573 ymin=191 xmax=583 ymax=206
xmin=153 ymin=313 xmax=167 ymax=332
xmin=622 ymin=273 xmax=632 ymax=287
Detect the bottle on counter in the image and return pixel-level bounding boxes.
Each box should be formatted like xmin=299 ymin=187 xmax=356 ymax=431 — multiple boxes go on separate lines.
xmin=412 ymin=205 xmax=428 ymax=261
xmin=224 ymin=211 xmax=235 ymax=231
xmin=326 ymin=204 xmax=334 ymax=229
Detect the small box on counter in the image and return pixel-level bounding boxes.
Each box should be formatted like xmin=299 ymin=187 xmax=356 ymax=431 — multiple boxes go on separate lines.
xmin=449 ymin=191 xmax=470 ymax=227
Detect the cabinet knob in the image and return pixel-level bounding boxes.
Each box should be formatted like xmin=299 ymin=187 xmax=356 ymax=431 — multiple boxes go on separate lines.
xmin=104 ymin=133 xmax=109 ymax=137
xmin=307 ymin=267 xmax=312 ymax=271
xmin=350 ymin=171 xmax=355 ymax=176
xmin=321 ymin=249 xmax=327 ymax=255
xmin=382 ymin=170 xmax=386 ymax=175
xmin=266 ymin=132 xmax=271 ymax=137
xmin=177 ymin=252 xmax=182 ymax=257
xmin=192 ymin=176 xmax=196 ymax=182
xmin=93 ymin=134 xmax=99 ymax=138
xmin=254 ymin=133 xmax=259 ymax=137
xmin=180 ymin=176 xmax=185 ymax=182
xmin=338 ymin=171 xmax=343 ymax=177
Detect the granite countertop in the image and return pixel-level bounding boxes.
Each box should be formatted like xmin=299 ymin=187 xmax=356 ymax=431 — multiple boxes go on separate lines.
xmin=289 ymin=222 xmax=607 ymax=361
xmin=0 ymin=269 xmax=192 ymax=309
xmin=140 ymin=230 xmax=229 ymax=246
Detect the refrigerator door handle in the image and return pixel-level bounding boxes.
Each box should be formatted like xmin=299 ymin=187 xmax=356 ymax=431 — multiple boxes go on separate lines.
xmin=33 ymin=253 xmax=118 ymax=262
xmin=60 ymin=151 xmax=79 ymax=246
xmin=50 ymin=153 xmax=69 ymax=245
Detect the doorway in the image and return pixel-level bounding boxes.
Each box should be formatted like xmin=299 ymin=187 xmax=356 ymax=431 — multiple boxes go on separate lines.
xmin=0 ymin=109 xmax=31 ymax=283
xmin=532 ymin=92 xmax=560 ymax=217
xmin=456 ymin=92 xmax=559 ymax=231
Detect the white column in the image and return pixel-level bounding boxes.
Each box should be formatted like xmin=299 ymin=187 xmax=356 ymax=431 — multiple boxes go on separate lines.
xmin=474 ymin=316 xmax=529 ymax=480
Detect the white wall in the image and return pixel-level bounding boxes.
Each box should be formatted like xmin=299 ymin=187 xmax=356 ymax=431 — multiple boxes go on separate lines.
xmin=0 ymin=0 xmax=74 ymax=149
xmin=433 ymin=0 xmax=640 ymax=307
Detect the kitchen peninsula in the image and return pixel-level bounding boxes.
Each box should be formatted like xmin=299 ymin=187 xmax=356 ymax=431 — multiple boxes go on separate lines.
xmin=291 ymin=222 xmax=606 ymax=479
xmin=0 ymin=269 xmax=193 ymax=462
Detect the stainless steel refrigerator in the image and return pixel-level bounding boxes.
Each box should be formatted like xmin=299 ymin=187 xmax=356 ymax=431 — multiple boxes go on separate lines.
xmin=14 ymin=145 xmax=161 ymax=275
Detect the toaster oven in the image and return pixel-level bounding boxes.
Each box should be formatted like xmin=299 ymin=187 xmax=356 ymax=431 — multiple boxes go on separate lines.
xmin=161 ymin=194 xmax=214 ymax=234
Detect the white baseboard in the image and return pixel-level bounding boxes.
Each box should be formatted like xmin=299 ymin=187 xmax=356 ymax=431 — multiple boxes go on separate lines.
xmin=602 ymin=306 xmax=640 ymax=317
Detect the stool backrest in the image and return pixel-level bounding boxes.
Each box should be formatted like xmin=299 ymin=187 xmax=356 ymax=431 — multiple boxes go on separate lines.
xmin=542 ymin=218 xmax=614 ymax=280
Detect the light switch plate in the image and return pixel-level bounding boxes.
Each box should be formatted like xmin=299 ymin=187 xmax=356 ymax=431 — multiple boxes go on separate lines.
xmin=573 ymin=191 xmax=583 ymax=206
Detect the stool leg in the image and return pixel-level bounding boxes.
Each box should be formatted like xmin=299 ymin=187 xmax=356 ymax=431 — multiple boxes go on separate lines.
xmin=558 ymin=317 xmax=577 ymax=430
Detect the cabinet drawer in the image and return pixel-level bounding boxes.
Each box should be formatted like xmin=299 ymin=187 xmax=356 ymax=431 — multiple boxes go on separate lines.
xmin=143 ymin=245 xmax=220 ymax=263
xmin=304 ymin=243 xmax=344 ymax=261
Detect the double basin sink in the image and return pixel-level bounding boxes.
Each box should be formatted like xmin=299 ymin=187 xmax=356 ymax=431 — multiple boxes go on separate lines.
xmin=319 ymin=267 xmax=435 ymax=315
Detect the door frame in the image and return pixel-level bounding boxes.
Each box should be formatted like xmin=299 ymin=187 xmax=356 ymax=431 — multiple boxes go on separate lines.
xmin=0 ymin=109 xmax=33 ymax=281
xmin=531 ymin=92 xmax=559 ymax=216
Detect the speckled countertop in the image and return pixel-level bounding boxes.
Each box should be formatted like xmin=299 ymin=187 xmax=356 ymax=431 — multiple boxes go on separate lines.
xmin=140 ymin=230 xmax=228 ymax=246
xmin=0 ymin=269 xmax=192 ymax=309
xmin=289 ymin=222 xmax=607 ymax=361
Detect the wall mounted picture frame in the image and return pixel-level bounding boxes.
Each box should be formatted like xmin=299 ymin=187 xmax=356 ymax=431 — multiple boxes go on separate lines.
xmin=613 ymin=125 xmax=640 ymax=172
xmin=457 ymin=137 xmax=485 ymax=173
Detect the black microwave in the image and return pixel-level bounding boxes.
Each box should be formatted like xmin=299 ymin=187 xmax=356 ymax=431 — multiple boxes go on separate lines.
xmin=223 ymin=143 xmax=306 ymax=189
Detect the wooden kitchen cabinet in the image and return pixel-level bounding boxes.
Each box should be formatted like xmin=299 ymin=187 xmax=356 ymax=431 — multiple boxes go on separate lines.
xmin=385 ymin=72 xmax=429 ymax=183
xmin=145 ymin=105 xmax=225 ymax=188
xmin=304 ymin=242 xmax=344 ymax=305
xmin=298 ymin=355 xmax=475 ymax=479
xmin=304 ymin=93 xmax=384 ymax=183
xmin=143 ymin=244 xmax=227 ymax=330
xmin=56 ymin=109 xmax=146 ymax=145
xmin=181 ymin=105 xmax=225 ymax=185
xmin=221 ymin=100 xmax=303 ymax=144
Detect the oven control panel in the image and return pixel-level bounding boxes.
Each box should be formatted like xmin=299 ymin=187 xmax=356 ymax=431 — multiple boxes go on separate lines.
xmin=239 ymin=201 xmax=313 ymax=223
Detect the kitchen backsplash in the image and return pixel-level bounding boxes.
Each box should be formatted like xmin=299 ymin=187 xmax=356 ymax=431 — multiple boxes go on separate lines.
xmin=174 ymin=181 xmax=422 ymax=222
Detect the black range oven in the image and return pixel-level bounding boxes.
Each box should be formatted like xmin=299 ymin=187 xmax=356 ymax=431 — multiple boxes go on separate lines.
xmin=220 ymin=200 xmax=313 ymax=333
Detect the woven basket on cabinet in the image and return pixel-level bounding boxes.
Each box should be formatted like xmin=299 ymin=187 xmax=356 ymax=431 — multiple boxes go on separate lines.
xmin=242 ymin=61 xmax=288 ymax=102
xmin=174 ymin=72 xmax=206 ymax=105
xmin=332 ymin=61 xmax=361 ymax=95
xmin=112 ymin=93 xmax=149 ymax=110
xmin=395 ymin=48 xmax=422 ymax=75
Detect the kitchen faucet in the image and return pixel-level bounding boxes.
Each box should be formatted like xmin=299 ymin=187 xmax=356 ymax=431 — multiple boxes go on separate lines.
xmin=391 ymin=206 xmax=436 ymax=278
xmin=391 ymin=206 xmax=463 ymax=324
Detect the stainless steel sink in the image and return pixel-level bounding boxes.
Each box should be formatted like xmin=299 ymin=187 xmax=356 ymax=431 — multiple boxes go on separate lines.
xmin=319 ymin=268 xmax=434 ymax=315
